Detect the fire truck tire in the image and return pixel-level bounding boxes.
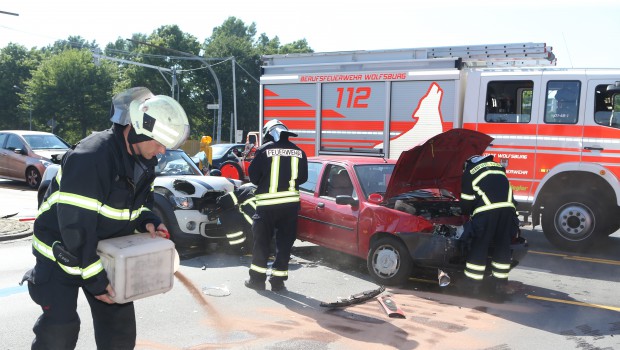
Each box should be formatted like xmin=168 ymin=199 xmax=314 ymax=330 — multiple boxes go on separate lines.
xmin=541 ymin=193 xmax=605 ymax=251
xmin=367 ymin=236 xmax=413 ymax=286
xmin=219 ymin=161 xmax=243 ymax=180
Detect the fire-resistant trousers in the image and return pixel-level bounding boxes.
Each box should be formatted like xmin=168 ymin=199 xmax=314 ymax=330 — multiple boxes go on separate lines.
xmin=464 ymin=208 xmax=516 ymax=282
xmin=249 ymin=204 xmax=299 ymax=283
xmin=26 ymin=260 xmax=136 ymax=350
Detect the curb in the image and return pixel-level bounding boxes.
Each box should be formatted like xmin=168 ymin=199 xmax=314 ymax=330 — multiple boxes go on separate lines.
xmin=0 ymin=218 xmax=34 ymax=242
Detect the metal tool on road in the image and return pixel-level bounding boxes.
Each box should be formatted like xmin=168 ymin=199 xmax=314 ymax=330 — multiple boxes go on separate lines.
xmin=320 ymin=286 xmax=385 ymax=308
xmin=377 ymin=295 xmax=406 ymax=318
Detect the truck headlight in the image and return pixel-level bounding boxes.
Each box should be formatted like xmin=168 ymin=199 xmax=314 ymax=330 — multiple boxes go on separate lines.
xmin=171 ymin=196 xmax=194 ymax=209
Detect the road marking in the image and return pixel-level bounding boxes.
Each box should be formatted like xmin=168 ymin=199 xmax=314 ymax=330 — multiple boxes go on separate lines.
xmin=0 ymin=284 xmax=27 ymax=297
xmin=529 ymin=250 xmax=620 ymax=266
xmin=527 ymin=295 xmax=620 ymax=312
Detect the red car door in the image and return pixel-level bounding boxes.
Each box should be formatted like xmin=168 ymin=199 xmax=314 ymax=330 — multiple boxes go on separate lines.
xmin=299 ymin=163 xmax=359 ymax=254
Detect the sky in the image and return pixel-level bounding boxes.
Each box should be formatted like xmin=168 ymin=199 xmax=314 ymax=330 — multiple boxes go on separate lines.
xmin=1 ymin=0 xmax=619 ymax=69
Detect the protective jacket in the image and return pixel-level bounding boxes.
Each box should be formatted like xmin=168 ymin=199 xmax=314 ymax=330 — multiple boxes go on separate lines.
xmin=460 ymin=155 xmax=515 ymax=217
xmin=33 ymin=125 xmax=161 ymax=295
xmin=215 ymin=184 xmax=257 ymax=247
xmin=248 ymin=139 xmax=308 ymax=207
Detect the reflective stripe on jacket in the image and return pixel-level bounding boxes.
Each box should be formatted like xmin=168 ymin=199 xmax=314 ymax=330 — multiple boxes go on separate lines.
xmin=460 ymin=160 xmax=515 ymax=217
xmin=249 ymin=139 xmax=308 ymax=208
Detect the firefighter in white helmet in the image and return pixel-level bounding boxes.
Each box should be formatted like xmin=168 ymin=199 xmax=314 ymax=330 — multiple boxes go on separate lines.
xmin=23 ymin=87 xmax=189 ymax=349
xmin=245 ymin=119 xmax=308 ymax=291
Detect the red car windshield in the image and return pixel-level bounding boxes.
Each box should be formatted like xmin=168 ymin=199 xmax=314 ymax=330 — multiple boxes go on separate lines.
xmin=353 ymin=164 xmax=395 ymax=199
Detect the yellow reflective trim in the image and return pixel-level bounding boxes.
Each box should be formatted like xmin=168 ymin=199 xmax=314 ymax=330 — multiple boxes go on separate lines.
xmin=255 ymin=197 xmax=300 ymax=206
xmin=226 ymin=231 xmax=244 ymax=239
xmin=229 ymin=237 xmax=246 ymax=245
xmin=461 ymin=193 xmax=475 ymax=200
xmin=32 ymin=235 xmax=55 ymax=260
xmin=241 ymin=212 xmax=253 ymax=224
xmin=32 ymin=234 xmax=103 ymax=278
xmin=271 ymin=270 xmax=288 ymax=277
xmin=466 ymin=262 xmax=486 ymax=271
xmin=492 ymin=261 xmax=511 ymax=270
xmin=250 ymin=264 xmax=268 ymax=274
xmin=492 ymin=271 xmax=509 ymax=279
xmin=289 ymin=157 xmax=299 ymax=191
xmin=82 ymin=260 xmax=104 ymax=279
xmin=255 ymin=191 xmax=299 ymax=199
xmin=229 ymin=192 xmax=238 ymax=206
xmin=269 ymin=156 xmax=280 ymax=193
xmin=469 ymin=162 xmax=500 ymax=175
xmin=59 ymin=264 xmax=82 ymax=276
xmin=37 ymin=189 xmax=147 ymax=222
xmin=464 ymin=270 xmax=484 ymax=280
xmin=472 ymin=202 xmax=515 ymax=216
xmin=241 ymin=197 xmax=256 ymax=209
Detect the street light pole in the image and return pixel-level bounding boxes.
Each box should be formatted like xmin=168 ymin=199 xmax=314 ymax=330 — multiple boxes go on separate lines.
xmin=13 ymin=85 xmax=32 ymax=130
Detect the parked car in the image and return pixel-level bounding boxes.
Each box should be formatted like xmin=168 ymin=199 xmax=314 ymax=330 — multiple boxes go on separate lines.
xmin=297 ymin=129 xmax=528 ymax=286
xmin=38 ymin=149 xmax=242 ymax=248
xmin=0 ymin=130 xmax=70 ymax=189
xmin=193 ymin=143 xmax=245 ymax=170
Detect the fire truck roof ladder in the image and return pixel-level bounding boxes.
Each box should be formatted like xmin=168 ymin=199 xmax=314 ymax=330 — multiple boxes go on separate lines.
xmin=262 ymin=42 xmax=556 ymax=74
xmin=426 ymin=42 xmax=556 ymax=67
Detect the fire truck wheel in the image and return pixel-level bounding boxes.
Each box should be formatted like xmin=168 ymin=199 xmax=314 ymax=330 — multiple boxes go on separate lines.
xmin=220 ymin=161 xmax=243 ymax=180
xmin=541 ymin=193 xmax=605 ymax=251
xmin=367 ymin=236 xmax=413 ymax=286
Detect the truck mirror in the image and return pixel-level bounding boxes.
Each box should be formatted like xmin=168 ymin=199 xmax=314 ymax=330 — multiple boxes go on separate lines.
xmin=606 ymin=81 xmax=620 ymax=94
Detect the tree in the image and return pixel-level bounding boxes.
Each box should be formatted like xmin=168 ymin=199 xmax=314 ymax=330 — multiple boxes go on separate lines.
xmin=202 ymin=17 xmax=313 ymax=141
xmin=27 ymin=49 xmax=117 ymax=143
xmin=0 ymin=44 xmax=41 ymax=130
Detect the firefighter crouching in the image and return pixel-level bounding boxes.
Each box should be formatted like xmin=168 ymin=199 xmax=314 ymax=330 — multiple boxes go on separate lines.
xmin=22 ymin=87 xmax=189 ymax=349
xmin=460 ymin=154 xmax=519 ymax=301
xmin=245 ymin=119 xmax=308 ymax=292
xmin=213 ymin=183 xmax=257 ymax=253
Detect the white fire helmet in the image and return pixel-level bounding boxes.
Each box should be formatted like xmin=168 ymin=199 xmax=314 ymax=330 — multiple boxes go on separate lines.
xmin=262 ymin=119 xmax=297 ymax=142
xmin=129 ymin=95 xmax=190 ymax=149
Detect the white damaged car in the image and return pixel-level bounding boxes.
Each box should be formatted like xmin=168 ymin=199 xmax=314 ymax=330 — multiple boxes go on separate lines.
xmin=38 ymin=149 xmax=241 ymax=248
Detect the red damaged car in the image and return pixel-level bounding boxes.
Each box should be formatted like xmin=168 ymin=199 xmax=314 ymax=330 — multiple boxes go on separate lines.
xmin=297 ymin=129 xmax=528 ymax=286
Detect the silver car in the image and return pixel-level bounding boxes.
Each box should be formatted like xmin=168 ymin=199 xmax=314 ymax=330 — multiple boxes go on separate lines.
xmin=0 ymin=130 xmax=70 ymax=188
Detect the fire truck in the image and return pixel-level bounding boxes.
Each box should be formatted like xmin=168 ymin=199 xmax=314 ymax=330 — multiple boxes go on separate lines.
xmin=259 ymin=42 xmax=620 ymax=251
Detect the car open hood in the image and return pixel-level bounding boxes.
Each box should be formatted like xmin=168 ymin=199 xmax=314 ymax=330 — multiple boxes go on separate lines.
xmin=384 ymin=129 xmax=493 ymax=200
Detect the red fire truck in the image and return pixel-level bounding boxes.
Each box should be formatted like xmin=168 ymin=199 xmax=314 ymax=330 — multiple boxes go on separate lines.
xmin=259 ymin=42 xmax=620 ymax=251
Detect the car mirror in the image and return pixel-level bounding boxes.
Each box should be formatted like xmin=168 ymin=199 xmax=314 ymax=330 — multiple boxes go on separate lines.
xmin=335 ymin=195 xmax=358 ymax=206
xmin=13 ymin=148 xmax=27 ymax=155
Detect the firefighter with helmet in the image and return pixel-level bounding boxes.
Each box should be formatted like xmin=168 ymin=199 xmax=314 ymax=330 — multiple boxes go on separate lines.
xmin=245 ymin=119 xmax=308 ymax=291
xmin=23 ymin=87 xmax=189 ymax=349
xmin=460 ymin=154 xmax=519 ymax=301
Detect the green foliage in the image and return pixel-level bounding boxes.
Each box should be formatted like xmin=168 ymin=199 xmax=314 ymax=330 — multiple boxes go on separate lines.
xmin=1 ymin=17 xmax=313 ymax=145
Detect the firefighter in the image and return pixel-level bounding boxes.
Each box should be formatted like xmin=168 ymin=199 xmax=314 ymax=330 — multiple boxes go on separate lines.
xmin=22 ymin=87 xmax=189 ymax=349
xmin=214 ymin=183 xmax=257 ymax=253
xmin=245 ymin=119 xmax=308 ymax=291
xmin=460 ymin=154 xmax=518 ymax=301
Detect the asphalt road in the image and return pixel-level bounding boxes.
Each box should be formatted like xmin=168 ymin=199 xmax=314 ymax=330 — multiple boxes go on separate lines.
xmin=1 ymin=180 xmax=619 ymax=349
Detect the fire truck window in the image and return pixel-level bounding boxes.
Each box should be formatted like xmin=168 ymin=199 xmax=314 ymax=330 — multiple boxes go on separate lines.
xmin=300 ymin=162 xmax=322 ymax=193
xmin=485 ymin=80 xmax=533 ymax=123
xmin=545 ymin=81 xmax=580 ymax=124
xmin=593 ymin=84 xmax=619 ymax=129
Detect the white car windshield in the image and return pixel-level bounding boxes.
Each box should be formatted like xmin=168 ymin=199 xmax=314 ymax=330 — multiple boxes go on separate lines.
xmin=156 ymin=150 xmax=202 ymax=176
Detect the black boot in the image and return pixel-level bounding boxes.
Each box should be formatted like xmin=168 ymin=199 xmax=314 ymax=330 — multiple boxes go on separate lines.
xmin=269 ymin=279 xmax=286 ymax=292
xmin=244 ymin=279 xmax=265 ymax=291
